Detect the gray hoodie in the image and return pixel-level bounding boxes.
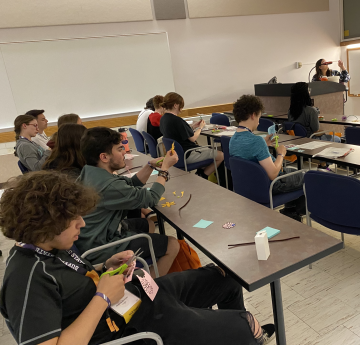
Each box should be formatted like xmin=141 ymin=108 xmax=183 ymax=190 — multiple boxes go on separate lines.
xmin=15 ymin=137 xmax=51 ymax=171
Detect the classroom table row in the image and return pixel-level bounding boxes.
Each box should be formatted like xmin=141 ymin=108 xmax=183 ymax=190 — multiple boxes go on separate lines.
xmin=127 ymin=151 xmax=343 ymax=345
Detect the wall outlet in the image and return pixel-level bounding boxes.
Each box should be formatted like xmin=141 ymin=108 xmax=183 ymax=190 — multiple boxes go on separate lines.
xmin=296 ymin=62 xmax=303 ymax=69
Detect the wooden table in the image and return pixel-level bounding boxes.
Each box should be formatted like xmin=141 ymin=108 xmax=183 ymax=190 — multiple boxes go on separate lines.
xmin=151 ymin=173 xmax=342 ymax=345
xmin=283 ymin=138 xmax=360 ymax=171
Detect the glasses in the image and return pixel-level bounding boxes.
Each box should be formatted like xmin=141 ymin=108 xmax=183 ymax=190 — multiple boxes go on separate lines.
xmin=27 ymin=123 xmax=38 ymax=128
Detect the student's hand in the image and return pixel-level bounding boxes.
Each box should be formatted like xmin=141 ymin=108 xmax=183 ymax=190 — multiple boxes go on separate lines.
xmin=162 ymin=149 xmax=179 ymax=170
xmin=276 ymin=145 xmax=287 ymax=157
xmin=264 ymin=134 xmax=275 ymax=146
xmin=106 ymin=250 xmax=134 ymax=270
xmin=338 ymin=60 xmax=345 ymax=70
xmin=149 ymin=157 xmax=164 ymax=168
xmin=199 ymin=120 xmax=206 ymax=129
xmin=97 ymin=272 xmax=125 ymax=305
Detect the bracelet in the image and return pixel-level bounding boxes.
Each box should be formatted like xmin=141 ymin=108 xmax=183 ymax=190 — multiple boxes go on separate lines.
xmin=158 ymin=170 xmax=170 ymax=182
xmin=95 ymin=292 xmax=111 ymax=308
xmin=278 ymin=154 xmax=285 ymax=158
xmin=102 ymin=261 xmax=108 ymax=274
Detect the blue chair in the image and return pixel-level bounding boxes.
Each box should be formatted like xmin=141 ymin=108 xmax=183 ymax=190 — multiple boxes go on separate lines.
xmin=229 ymin=156 xmax=305 ymax=209
xmin=345 ymin=127 xmax=360 ymax=146
xmin=220 ymin=136 xmax=231 ymax=189
xmin=18 ymin=160 xmax=29 ymax=174
xmin=142 ymin=131 xmax=159 ymax=158
xmin=129 ymin=128 xmax=147 ymax=154
xmin=210 ymin=113 xmax=230 ymax=127
xmin=257 ymin=118 xmax=274 ymax=132
xmin=304 ymin=171 xmax=360 ymax=243
xmin=162 ymin=138 xmax=214 ymax=172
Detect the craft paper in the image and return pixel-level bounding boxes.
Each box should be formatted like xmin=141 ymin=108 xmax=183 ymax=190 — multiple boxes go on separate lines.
xmin=257 ymin=226 xmax=280 ymax=239
xmin=125 ymin=154 xmax=139 ymax=160
xmin=193 ymin=219 xmax=214 ymax=228
xmin=150 ymin=170 xmax=158 ymax=176
xmin=295 ymin=141 xmax=331 ymax=150
xmin=312 ymin=147 xmax=353 ymax=158
xmin=214 ymin=131 xmax=236 ymax=136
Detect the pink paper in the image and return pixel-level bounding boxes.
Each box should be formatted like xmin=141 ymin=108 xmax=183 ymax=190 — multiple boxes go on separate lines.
xmin=124 ymin=261 xmax=135 ymax=284
xmin=137 ymin=269 xmax=159 ymax=301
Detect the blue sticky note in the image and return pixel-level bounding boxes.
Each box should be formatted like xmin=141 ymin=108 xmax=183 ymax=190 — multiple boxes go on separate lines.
xmin=257 ymin=226 xmax=280 ymax=239
xmin=147 ymin=187 xmax=151 ymax=190
xmin=193 ymin=219 xmax=214 ymax=228
xmin=150 ymin=170 xmax=158 ymax=176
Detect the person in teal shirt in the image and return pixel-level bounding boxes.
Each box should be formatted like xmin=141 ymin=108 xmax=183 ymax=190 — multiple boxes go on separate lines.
xmin=229 ymin=95 xmax=305 ymax=221
xmin=77 ymin=127 xmax=179 ymax=277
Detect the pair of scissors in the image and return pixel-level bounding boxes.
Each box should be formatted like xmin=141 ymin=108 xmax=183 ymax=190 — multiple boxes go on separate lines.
xmin=100 ymin=248 xmax=143 ymax=278
xmin=156 ymin=142 xmax=175 ymax=166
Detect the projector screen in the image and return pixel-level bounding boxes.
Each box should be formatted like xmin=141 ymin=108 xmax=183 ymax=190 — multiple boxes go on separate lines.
xmin=0 ymin=32 xmax=175 ymax=129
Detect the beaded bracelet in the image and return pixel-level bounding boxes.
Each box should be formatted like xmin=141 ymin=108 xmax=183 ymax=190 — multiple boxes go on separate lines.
xmin=158 ymin=170 xmax=170 ymax=182
xmin=95 ymin=292 xmax=111 ymax=309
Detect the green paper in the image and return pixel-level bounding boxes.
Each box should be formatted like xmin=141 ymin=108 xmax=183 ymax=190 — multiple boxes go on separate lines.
xmin=193 ymin=219 xmax=214 ymax=228
xmin=267 ymin=115 xmax=274 ymax=117
xmin=257 ymin=226 xmax=280 ymax=239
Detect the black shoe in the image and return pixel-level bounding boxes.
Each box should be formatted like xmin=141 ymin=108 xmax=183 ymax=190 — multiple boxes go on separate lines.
xmin=280 ymin=208 xmax=302 ymax=222
xmin=261 ymin=324 xmax=276 ymax=344
xmin=195 ymin=168 xmax=208 ymax=180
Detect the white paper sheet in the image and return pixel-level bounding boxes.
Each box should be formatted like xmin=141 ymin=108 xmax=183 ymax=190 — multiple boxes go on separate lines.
xmin=214 ymin=131 xmax=236 ymax=136
xmin=125 ymin=154 xmax=139 ymax=160
xmin=313 ymin=147 xmax=353 ymax=158
xmin=295 ymin=141 xmax=332 ymax=150
xmin=0 ymin=189 xmax=3 ymax=199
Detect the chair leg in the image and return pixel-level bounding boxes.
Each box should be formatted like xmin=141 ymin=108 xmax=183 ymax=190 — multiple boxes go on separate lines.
xmin=341 ymin=232 xmax=345 ymax=244
xmin=347 ymin=166 xmax=350 ymax=176
xmin=309 ymin=264 xmax=312 ymax=269
xmin=225 ymin=166 xmax=229 ymax=190
xmin=308 ymin=158 xmax=311 ymax=170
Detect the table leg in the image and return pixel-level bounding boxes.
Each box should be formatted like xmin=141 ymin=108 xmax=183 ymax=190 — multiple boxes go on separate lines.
xmin=270 ymin=279 xmax=286 ymax=345
xmin=210 ymin=137 xmax=220 ymax=186
xmin=157 ymin=214 xmax=166 ymax=235
xmin=297 ymin=156 xmax=302 ymax=170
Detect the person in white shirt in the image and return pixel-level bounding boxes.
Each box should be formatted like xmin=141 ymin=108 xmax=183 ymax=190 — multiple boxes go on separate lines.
xmin=136 ymin=98 xmax=155 ymax=134
xmin=26 ymin=109 xmax=50 ymax=150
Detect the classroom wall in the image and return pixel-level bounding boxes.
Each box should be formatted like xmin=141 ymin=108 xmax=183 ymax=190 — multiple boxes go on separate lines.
xmin=0 ymin=0 xmax=348 ymax=125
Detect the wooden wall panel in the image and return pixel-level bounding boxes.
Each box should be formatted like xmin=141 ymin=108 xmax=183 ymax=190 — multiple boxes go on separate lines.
xmin=187 ymin=0 xmax=329 ymax=19
xmin=0 ymin=103 xmax=233 ymax=143
xmin=0 ymin=0 xmax=152 ymax=28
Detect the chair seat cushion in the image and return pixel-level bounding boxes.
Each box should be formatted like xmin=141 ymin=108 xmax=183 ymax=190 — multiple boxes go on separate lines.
xmin=310 ymin=214 xmax=360 ymax=236
xmin=176 ymin=158 xmax=214 ymax=172
xmin=262 ymin=189 xmax=304 ymax=208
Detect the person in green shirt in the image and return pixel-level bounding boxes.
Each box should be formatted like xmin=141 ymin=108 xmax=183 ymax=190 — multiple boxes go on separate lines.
xmin=77 ymin=127 xmax=180 ymax=277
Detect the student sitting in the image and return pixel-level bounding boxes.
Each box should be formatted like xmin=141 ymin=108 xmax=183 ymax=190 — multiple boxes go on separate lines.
xmin=77 ymin=127 xmax=179 ymax=277
xmin=25 ymin=109 xmax=50 ymax=150
xmin=230 ymin=95 xmax=305 ymax=221
xmin=14 ymin=114 xmax=51 ymax=171
xmin=136 ymin=97 xmax=155 ymax=134
xmin=47 ymin=113 xmax=82 ymax=149
xmin=288 ymin=82 xmax=340 ymax=171
xmin=160 ymin=92 xmax=224 ymax=179
xmin=147 ymin=95 xmax=165 ymax=141
xmin=43 ymin=123 xmax=86 ymax=178
xmin=0 ymin=171 xmax=275 ymax=345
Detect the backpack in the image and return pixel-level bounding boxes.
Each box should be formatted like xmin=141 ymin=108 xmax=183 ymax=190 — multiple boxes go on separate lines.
xmin=168 ymin=240 xmax=202 ymax=273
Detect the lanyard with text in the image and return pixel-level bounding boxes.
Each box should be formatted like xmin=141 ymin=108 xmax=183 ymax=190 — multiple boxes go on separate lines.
xmin=18 ymin=242 xmax=88 ymax=275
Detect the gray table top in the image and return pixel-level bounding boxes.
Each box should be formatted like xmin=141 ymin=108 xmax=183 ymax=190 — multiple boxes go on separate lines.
xmin=319 ymin=114 xmax=360 ymax=126
xmin=284 ymin=138 xmax=360 ymax=169
xmin=151 ymin=173 xmax=343 ymax=291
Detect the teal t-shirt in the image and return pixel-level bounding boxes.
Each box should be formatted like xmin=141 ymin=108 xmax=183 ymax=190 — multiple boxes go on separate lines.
xmin=229 ymin=131 xmax=275 ymax=163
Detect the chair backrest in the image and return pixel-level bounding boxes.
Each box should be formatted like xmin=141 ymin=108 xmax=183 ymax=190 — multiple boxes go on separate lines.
xmin=304 ymin=170 xmax=360 ymax=228
xmin=142 ymin=131 xmax=158 ymax=158
xmin=210 ymin=113 xmax=230 ymax=126
xmin=220 ymin=136 xmax=231 ymax=170
xmin=229 ymin=156 xmax=270 ymax=204
xmin=162 ymin=138 xmax=185 ymax=169
xmin=257 ymin=118 xmax=274 ymax=132
xmin=345 ymin=127 xmax=360 ymax=145
xmin=18 ymin=160 xmax=29 ymax=174
xmin=129 ymin=128 xmax=146 ymax=153
xmin=282 ymin=121 xmax=307 ymax=137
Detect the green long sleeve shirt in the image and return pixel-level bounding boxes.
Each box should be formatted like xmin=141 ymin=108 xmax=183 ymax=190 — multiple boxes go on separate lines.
xmin=76 ymin=165 xmax=165 ymax=263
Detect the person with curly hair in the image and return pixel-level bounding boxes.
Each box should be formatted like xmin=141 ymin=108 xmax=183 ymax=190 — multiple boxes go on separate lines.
xmin=0 ymin=171 xmax=275 ymax=345
xmin=230 ymin=95 xmax=305 ymax=221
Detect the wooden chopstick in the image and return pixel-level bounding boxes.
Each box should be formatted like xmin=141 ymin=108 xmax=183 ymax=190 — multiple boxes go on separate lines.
xmin=228 ymin=236 xmax=300 ymax=249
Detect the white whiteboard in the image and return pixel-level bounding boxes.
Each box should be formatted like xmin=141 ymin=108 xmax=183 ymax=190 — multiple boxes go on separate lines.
xmin=0 ymin=33 xmax=175 ymax=130
xmin=348 ymin=48 xmax=360 ymax=96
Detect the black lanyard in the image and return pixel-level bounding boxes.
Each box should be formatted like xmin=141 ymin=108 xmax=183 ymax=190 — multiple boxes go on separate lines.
xmin=18 ymin=242 xmax=88 ymax=275
xmin=238 ymin=125 xmax=253 ymax=133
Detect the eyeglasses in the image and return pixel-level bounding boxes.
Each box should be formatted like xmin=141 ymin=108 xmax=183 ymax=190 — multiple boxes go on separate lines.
xmin=27 ymin=123 xmax=38 ymax=128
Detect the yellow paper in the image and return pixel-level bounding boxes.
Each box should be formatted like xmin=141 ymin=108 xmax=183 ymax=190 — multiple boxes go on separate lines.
xmin=160 ymin=197 xmax=165 ymax=201
xmin=344 ymin=30 xmax=350 ymax=37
